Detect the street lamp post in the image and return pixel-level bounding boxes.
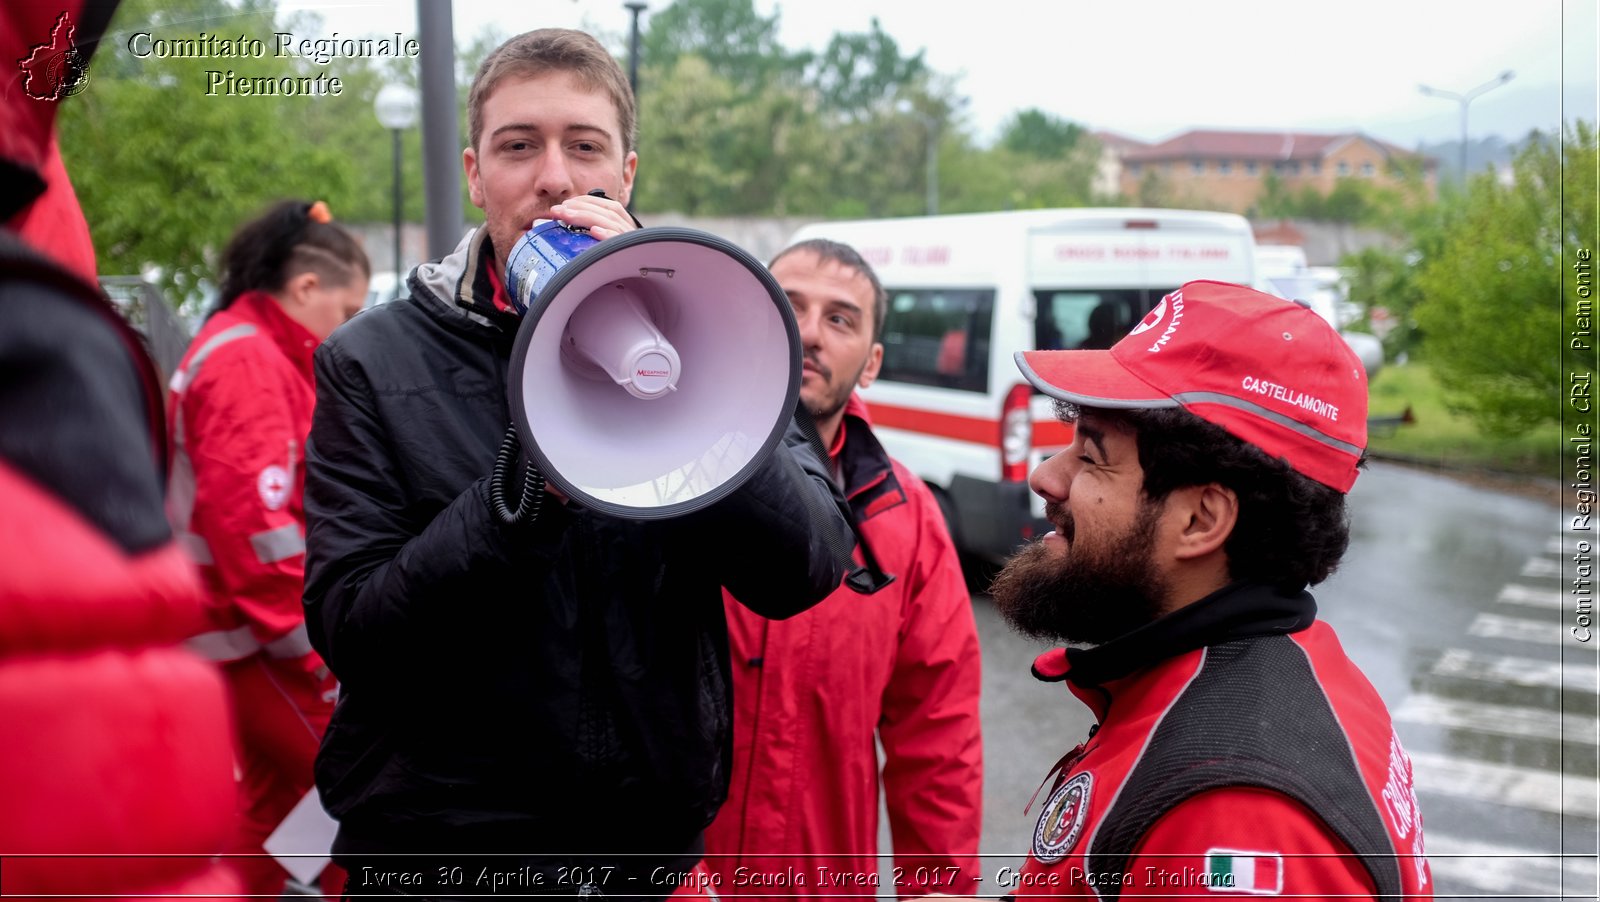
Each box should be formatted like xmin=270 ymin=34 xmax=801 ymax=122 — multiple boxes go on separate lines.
xmin=919 ymin=113 xmax=939 ymax=216
xmin=625 ymin=2 xmax=647 ymax=98
xmin=1418 ymin=70 xmax=1514 ymax=181
xmin=374 ymin=83 xmax=420 ymax=292
xmin=625 ymin=2 xmax=647 ymax=213
xmin=897 ymin=100 xmax=940 ymax=215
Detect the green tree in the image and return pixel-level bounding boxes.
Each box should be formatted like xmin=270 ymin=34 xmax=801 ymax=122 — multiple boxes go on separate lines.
xmin=1341 ymin=246 xmax=1428 ymax=361
xmin=58 ymin=0 xmax=350 ymax=312
xmin=1254 ymin=171 xmax=1290 ymax=219
xmin=641 ymin=0 xmax=803 ymax=92
xmin=809 ymin=19 xmax=925 ymax=120
xmin=962 ymin=109 xmax=1097 ymax=209
xmin=999 ymin=108 xmax=1086 ymax=159
xmin=56 ymin=0 xmax=422 ymax=313
xmin=824 ymin=77 xmax=965 ymax=217
xmin=294 ymin=50 xmax=425 ymax=225
xmin=636 ymin=54 xmax=831 ymax=216
xmin=1412 ymin=122 xmax=1596 ymax=430
xmin=634 ymin=0 xmax=966 ymax=218
xmin=939 ymin=146 xmax=1096 ymax=212
xmin=1135 ymin=168 xmax=1174 ymax=207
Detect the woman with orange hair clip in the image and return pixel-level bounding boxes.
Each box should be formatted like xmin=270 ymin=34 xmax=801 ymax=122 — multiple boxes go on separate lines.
xmin=168 ymin=199 xmax=369 ymax=899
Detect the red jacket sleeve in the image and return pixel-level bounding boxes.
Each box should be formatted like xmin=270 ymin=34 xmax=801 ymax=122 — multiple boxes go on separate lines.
xmin=1120 ymin=787 xmax=1378 ymax=898
xmin=179 ymin=342 xmax=311 ymax=651
xmin=878 ymin=473 xmax=985 ymax=899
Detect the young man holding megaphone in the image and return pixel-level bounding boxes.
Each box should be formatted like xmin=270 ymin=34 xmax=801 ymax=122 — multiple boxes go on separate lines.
xmin=301 ymin=28 xmax=854 ymax=898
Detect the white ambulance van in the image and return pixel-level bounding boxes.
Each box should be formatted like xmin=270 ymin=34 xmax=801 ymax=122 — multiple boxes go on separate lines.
xmin=787 ymin=208 xmax=1258 ymax=563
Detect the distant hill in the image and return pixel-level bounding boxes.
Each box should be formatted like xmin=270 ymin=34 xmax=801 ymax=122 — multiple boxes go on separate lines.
xmin=1414 ymin=133 xmax=1539 ymax=183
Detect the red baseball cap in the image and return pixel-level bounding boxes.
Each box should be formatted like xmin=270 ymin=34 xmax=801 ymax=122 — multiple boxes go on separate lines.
xmin=1015 ymin=280 xmax=1368 ymax=492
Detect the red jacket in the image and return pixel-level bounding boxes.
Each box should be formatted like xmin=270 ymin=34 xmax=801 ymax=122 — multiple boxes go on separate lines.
xmin=0 ymin=232 xmax=238 ymax=896
xmin=1 ymin=3 xmax=112 ymax=284
xmin=168 ymin=292 xmax=322 ymax=664
xmin=1011 ymin=584 xmax=1431 ymax=900
xmin=705 ymin=396 xmax=983 ymax=900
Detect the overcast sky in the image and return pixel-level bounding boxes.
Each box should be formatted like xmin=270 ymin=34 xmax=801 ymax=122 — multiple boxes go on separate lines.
xmin=277 ymin=0 xmax=1598 ymax=149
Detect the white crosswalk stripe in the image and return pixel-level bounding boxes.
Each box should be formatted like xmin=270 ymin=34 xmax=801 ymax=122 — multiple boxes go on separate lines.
xmin=1424 ymin=832 xmax=1598 ymax=898
xmin=1521 ymin=556 xmax=1563 ymax=578
xmin=1407 ymin=750 xmax=1599 ymax=817
xmin=1394 ymin=692 xmax=1599 ymax=745
xmin=1469 ymin=611 xmax=1571 ymax=646
xmin=1549 ymin=534 xmax=1598 ymax=554
xmin=1430 ymin=647 xmax=1600 ymax=695
xmin=1498 ymin=583 xmax=1568 ymax=611
xmin=1396 ymin=551 xmax=1600 ymax=899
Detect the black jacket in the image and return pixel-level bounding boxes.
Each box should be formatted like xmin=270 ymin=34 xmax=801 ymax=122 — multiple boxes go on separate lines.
xmin=302 ymin=227 xmax=852 ymax=870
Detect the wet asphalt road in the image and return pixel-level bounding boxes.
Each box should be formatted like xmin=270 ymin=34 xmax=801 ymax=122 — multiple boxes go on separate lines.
xmin=932 ymin=461 xmax=1597 ymax=900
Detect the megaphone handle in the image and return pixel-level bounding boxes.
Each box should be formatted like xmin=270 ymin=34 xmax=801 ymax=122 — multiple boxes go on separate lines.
xmin=584 ymin=188 xmax=645 ymax=229
xmin=491 ymin=424 xmax=547 ymax=526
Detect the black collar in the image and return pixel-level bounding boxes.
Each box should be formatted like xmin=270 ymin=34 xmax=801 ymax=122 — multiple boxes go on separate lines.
xmin=837 ymin=412 xmax=896 ymax=499
xmin=1065 ymin=582 xmax=1318 ymax=688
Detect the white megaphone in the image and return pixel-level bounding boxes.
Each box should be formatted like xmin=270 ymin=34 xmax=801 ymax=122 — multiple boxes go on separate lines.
xmin=501 ymin=220 xmax=801 ymax=520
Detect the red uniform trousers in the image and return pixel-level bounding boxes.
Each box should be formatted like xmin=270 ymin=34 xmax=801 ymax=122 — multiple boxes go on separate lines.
xmin=221 ymin=654 xmax=343 ymax=899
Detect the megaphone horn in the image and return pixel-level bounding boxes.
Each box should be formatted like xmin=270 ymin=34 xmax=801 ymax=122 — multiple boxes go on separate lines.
xmin=504 ymin=222 xmax=801 ymax=521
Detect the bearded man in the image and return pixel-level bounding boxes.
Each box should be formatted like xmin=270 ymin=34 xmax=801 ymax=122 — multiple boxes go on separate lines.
xmin=983 ymin=280 xmax=1433 ymax=900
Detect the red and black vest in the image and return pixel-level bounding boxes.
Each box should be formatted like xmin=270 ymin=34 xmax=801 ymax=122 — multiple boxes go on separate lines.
xmin=1015 ymin=583 xmax=1431 ymax=900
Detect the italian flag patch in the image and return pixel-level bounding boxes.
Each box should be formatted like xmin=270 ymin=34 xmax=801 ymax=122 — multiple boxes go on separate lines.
xmin=1204 ymin=849 xmax=1283 ymax=895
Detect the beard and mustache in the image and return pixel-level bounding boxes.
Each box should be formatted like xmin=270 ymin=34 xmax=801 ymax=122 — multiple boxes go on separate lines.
xmin=990 ymin=499 xmax=1172 ymax=646
xmin=801 ymin=350 xmax=864 ymax=423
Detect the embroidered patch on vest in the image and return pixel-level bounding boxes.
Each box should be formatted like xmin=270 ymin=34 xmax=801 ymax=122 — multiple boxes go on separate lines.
xmin=1203 ymin=849 xmax=1283 ymax=895
xmin=258 ymin=465 xmax=290 ymax=511
xmin=1032 ymin=771 xmax=1092 ymax=863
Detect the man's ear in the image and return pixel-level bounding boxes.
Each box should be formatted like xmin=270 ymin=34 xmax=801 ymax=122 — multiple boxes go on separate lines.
xmin=1167 ymin=483 xmax=1238 ymax=561
xmin=464 ymin=146 xmax=485 ymax=208
xmin=857 ymin=342 xmax=884 ymax=389
xmin=617 ymin=150 xmax=638 ymax=208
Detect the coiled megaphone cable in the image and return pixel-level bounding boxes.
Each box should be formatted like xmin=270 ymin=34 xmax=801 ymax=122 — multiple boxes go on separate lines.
xmin=491 ymin=424 xmax=546 ymax=526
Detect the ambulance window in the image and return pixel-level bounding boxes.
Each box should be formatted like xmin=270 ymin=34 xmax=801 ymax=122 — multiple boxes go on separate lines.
xmin=877 ymin=288 xmax=994 ymax=393
xmin=1033 ymin=288 xmax=1177 ymax=350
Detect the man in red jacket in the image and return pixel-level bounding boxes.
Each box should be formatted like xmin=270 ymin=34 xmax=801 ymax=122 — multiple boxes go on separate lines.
xmin=976 ymin=281 xmax=1432 ymax=899
xmin=705 ymin=240 xmax=984 ymax=900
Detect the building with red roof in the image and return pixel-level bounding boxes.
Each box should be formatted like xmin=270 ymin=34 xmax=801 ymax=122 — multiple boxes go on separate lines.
xmin=1109 ymin=128 xmax=1436 ymax=213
